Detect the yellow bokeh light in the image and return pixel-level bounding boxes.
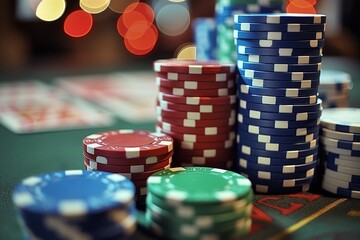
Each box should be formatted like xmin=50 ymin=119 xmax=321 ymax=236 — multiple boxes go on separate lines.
xmin=35 ymin=0 xmax=66 ymax=21
xmin=80 ymin=0 xmax=110 ymax=9
xmin=109 ymin=0 xmax=139 ymax=13
xmin=176 ymin=44 xmax=196 ymax=60
xmin=80 ymin=1 xmax=110 ymax=14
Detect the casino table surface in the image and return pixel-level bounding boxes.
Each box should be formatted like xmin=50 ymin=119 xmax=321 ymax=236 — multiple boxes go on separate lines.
xmin=1 ymin=57 xmax=360 ymax=240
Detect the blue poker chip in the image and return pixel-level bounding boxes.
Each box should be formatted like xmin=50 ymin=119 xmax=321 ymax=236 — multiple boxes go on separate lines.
xmin=193 ymin=18 xmax=217 ymax=60
xmin=237 ymin=134 xmax=318 ymax=151
xmin=238 ymin=122 xmax=320 ymax=136
xmin=236 ymin=54 xmax=323 ymax=64
xmin=238 ymin=98 xmax=323 ymax=113
xmin=322 ymin=181 xmax=360 ymax=199
xmin=235 ymin=39 xmax=325 ymax=48
xmin=238 ymin=113 xmax=320 ymax=129
xmin=233 ymin=13 xmax=327 ymax=24
xmin=237 ymin=129 xmax=319 ymax=144
xmin=236 ymin=167 xmax=315 ymax=180
xmin=244 ymin=174 xmax=314 ymax=188
xmin=239 ymin=69 xmax=321 ymax=80
xmin=239 ymin=84 xmax=319 ymax=97
xmin=321 ymin=136 xmax=360 ymax=151
xmin=238 ymin=108 xmax=322 ymax=121
xmin=324 ymin=154 xmax=360 ymax=169
xmin=237 ymin=157 xmax=318 ymax=172
xmin=233 ymin=22 xmax=326 ymax=32
xmin=237 ymin=45 xmax=323 ymax=56
xmin=320 ymin=108 xmax=360 ymax=134
xmin=234 ymin=30 xmax=324 ymax=40
xmin=236 ymin=90 xmax=318 ymax=105
xmin=239 ymin=76 xmax=320 ymax=89
xmin=237 ymin=61 xmax=322 ymax=72
xmin=324 ymin=168 xmax=360 ymax=183
xmin=319 ymin=70 xmax=352 ymax=92
xmin=12 ymin=170 xmax=135 ymax=216
xmin=239 ymin=143 xmax=318 ymax=159
xmin=253 ymin=182 xmax=311 ymax=194
xmin=236 ymin=152 xmax=318 ymax=166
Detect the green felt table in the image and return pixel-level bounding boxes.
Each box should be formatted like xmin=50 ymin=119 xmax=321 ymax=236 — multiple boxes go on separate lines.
xmin=1 ymin=57 xmax=360 ymax=240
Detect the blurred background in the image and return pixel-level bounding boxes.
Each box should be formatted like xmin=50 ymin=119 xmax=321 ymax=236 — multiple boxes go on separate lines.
xmin=0 ymin=0 xmax=359 ymax=74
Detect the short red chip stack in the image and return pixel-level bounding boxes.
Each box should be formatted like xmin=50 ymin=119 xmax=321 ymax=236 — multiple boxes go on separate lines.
xmin=154 ymin=59 xmax=237 ymax=169
xmin=82 ymin=129 xmax=174 ymax=203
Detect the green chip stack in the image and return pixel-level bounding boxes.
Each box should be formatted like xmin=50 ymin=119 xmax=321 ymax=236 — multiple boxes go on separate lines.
xmin=144 ymin=167 xmax=253 ymax=239
xmin=216 ymin=0 xmax=284 ymax=61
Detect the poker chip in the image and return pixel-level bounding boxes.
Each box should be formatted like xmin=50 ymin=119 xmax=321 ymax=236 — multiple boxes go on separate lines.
xmin=141 ymin=167 xmax=254 ymax=239
xmin=238 ymin=108 xmax=322 ymax=121
xmin=154 ymin=60 xmax=236 ymax=168
xmin=238 ymin=123 xmax=320 ymax=136
xmin=239 ymin=84 xmax=318 ymax=97
xmin=237 ymin=152 xmax=318 ymax=166
xmin=237 ymin=130 xmax=319 ymax=144
xmin=233 ymin=22 xmax=326 ymax=32
xmin=319 ymin=107 xmax=360 ymax=198
xmin=82 ymin=130 xmax=174 ymax=203
xmin=238 ymin=61 xmax=322 ymax=72
xmin=233 ymin=13 xmax=327 ymax=24
xmin=240 ymin=69 xmax=321 ymax=81
xmin=240 ymin=77 xmax=320 ymax=89
xmin=237 ymin=54 xmax=323 ymax=64
xmin=238 ymin=92 xmax=318 ymax=105
xmin=237 ymin=46 xmax=323 ymax=56
xmin=233 ymin=30 xmax=324 ymax=40
xmin=12 ymin=170 xmax=137 ymax=239
xmin=235 ymin=39 xmax=325 ymax=48
xmin=254 ymin=183 xmax=310 ymax=194
xmin=193 ymin=18 xmax=217 ymax=60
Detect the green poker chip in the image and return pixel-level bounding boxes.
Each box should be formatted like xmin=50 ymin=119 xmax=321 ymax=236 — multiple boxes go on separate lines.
xmin=147 ymin=167 xmax=252 ymax=204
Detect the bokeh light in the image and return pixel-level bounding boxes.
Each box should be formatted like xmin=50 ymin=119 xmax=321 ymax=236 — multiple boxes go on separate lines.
xmin=109 ymin=0 xmax=139 ymax=13
xmin=155 ymin=3 xmax=190 ymax=36
xmin=35 ymin=0 xmax=66 ymax=21
xmin=286 ymin=0 xmax=317 ymax=14
xmin=176 ymin=44 xmax=196 ymax=60
xmin=80 ymin=0 xmax=110 ymax=14
xmin=124 ymin=24 xmax=158 ymax=55
xmin=64 ymin=10 xmax=93 ymax=38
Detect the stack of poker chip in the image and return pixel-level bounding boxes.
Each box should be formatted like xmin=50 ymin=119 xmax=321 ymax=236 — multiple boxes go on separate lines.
xmin=215 ymin=0 xmax=284 ymax=61
xmin=319 ymin=70 xmax=352 ymax=108
xmin=320 ymin=108 xmax=360 ymax=199
xmin=154 ymin=59 xmax=237 ymax=169
xmin=234 ymin=13 xmax=326 ymax=194
xmin=144 ymin=167 xmax=253 ymax=239
xmin=193 ymin=18 xmax=217 ymax=61
xmin=82 ymin=130 xmax=174 ymax=203
xmin=12 ymin=170 xmax=137 ymax=240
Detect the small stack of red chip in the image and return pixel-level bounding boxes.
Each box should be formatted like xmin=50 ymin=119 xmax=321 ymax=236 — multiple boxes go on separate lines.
xmin=82 ymin=130 xmax=174 ymax=203
xmin=154 ymin=59 xmax=237 ymax=169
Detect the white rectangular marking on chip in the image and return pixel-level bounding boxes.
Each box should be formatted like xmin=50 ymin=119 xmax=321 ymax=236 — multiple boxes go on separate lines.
xmin=189 ymin=65 xmax=202 ymax=74
xmin=286 ymin=151 xmax=299 ymax=159
xmin=200 ymin=105 xmax=212 ymax=113
xmin=249 ymin=55 xmax=259 ymax=62
xmin=268 ymin=32 xmax=281 ymax=40
xmin=216 ymin=73 xmax=226 ymax=81
xmin=186 ymin=98 xmax=200 ymax=105
xmin=168 ymin=72 xmax=178 ymax=80
xmin=205 ymin=127 xmax=217 ymax=135
xmin=288 ymin=24 xmax=300 ymax=32
xmin=259 ymin=40 xmax=273 ymax=47
xmin=286 ymin=89 xmax=299 ymax=97
xmin=184 ymin=82 xmax=197 ymax=89
xmin=125 ymin=147 xmax=141 ymax=158
xmin=279 ymin=48 xmax=292 ymax=56
xmin=241 ymin=23 xmax=250 ymax=31
xmin=274 ymin=64 xmax=288 ymax=72
xmin=173 ymin=88 xmax=184 ymax=96
xmin=298 ymin=56 xmax=310 ymax=64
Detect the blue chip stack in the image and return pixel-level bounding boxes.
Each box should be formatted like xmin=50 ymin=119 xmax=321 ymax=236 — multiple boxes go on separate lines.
xmin=233 ymin=13 xmax=327 ymax=194
xmin=193 ymin=18 xmax=217 ymax=61
xmin=215 ymin=0 xmax=284 ymax=62
xmin=320 ymin=108 xmax=360 ymax=199
xmin=319 ymin=70 xmax=352 ymax=108
xmin=12 ymin=170 xmax=137 ymax=240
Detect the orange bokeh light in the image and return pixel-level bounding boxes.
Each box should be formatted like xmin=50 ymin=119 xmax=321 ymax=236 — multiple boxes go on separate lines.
xmin=124 ymin=24 xmax=158 ymax=55
xmin=286 ymin=0 xmax=317 ymax=14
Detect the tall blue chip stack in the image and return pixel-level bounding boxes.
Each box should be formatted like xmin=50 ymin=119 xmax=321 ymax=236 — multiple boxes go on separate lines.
xmin=12 ymin=170 xmax=137 ymax=240
xmin=193 ymin=18 xmax=217 ymax=60
xmin=233 ymin=13 xmax=326 ymax=194
xmin=215 ymin=0 xmax=284 ymax=62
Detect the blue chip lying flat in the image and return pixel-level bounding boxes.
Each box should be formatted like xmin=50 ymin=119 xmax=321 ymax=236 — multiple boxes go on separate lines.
xmin=239 ymin=76 xmax=320 ymax=89
xmin=254 ymin=183 xmax=310 ymax=194
xmin=321 ymin=136 xmax=360 ymax=151
xmin=234 ymin=13 xmax=326 ymax=24
xmin=322 ymin=181 xmax=360 ymax=199
xmin=320 ymin=108 xmax=360 ymax=134
xmin=237 ymin=130 xmax=319 ymax=144
xmin=236 ymin=152 xmax=318 ymax=166
xmin=12 ymin=170 xmax=135 ymax=216
xmin=237 ymin=167 xmax=315 ymax=180
xmin=236 ymin=54 xmax=323 ymax=64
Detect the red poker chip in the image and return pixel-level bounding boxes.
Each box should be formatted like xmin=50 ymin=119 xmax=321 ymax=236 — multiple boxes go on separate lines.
xmin=158 ymin=127 xmax=236 ymax=143
xmin=153 ymin=59 xmax=235 ymax=74
xmin=175 ymin=139 xmax=235 ymax=150
xmin=157 ymin=107 xmax=236 ymax=120
xmin=84 ymin=157 xmax=172 ymax=173
xmin=83 ymin=151 xmax=174 ymax=166
xmin=82 ymin=130 xmax=173 ymax=158
xmin=157 ymin=92 xmax=236 ymax=106
xmin=156 ymin=77 xmax=234 ymax=90
xmin=157 ymin=116 xmax=235 ymax=128
xmin=159 ymin=86 xmax=235 ymax=97
xmin=156 ymin=121 xmax=235 ymax=135
xmin=174 ymin=147 xmax=235 ymax=158
xmin=157 ymin=99 xmax=235 ymax=113
xmin=85 ymin=162 xmax=171 ymax=180
xmin=156 ymin=71 xmax=235 ymax=82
